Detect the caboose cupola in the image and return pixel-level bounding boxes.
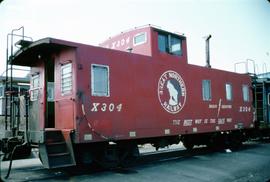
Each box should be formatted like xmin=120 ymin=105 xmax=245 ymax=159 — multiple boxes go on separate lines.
xmin=100 ymin=25 xmax=188 ymax=64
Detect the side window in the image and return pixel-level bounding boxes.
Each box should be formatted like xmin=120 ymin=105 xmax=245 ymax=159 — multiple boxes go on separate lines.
xmin=202 ymin=80 xmax=211 ymax=101
xmin=225 ymin=83 xmax=232 ymax=101
xmin=91 ymin=64 xmax=109 ymax=97
xmin=133 ymin=32 xmax=147 ymax=46
xmin=170 ymin=36 xmax=182 ymax=56
xmin=158 ymin=33 xmax=168 ymax=52
xmin=242 ymin=85 xmax=249 ymax=102
xmin=158 ymin=33 xmax=182 ymax=56
xmin=30 ymin=74 xmax=40 ymax=101
xmin=0 ymin=86 xmax=3 ymax=97
xmin=61 ymin=63 xmax=72 ymax=95
xmin=47 ymin=82 xmax=54 ymax=101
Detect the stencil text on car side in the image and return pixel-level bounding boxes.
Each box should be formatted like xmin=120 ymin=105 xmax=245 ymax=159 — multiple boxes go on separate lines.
xmin=91 ymin=103 xmax=123 ymax=112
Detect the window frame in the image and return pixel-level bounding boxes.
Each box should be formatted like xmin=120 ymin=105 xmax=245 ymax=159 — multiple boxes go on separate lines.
xmin=91 ymin=64 xmax=110 ymax=97
xmin=225 ymin=83 xmax=233 ymax=101
xmin=169 ymin=35 xmax=182 ymax=56
xmin=158 ymin=33 xmax=169 ymax=53
xmin=30 ymin=74 xmax=40 ymax=101
xmin=47 ymin=82 xmax=55 ymax=102
xmin=242 ymin=84 xmax=249 ymax=102
xmin=202 ymin=79 xmax=212 ymax=101
xmin=0 ymin=85 xmax=3 ymax=98
xmin=60 ymin=62 xmax=73 ymax=95
xmin=157 ymin=32 xmax=183 ymax=56
xmin=133 ymin=32 xmax=147 ymax=46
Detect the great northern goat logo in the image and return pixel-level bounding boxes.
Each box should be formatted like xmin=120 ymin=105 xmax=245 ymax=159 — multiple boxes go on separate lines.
xmin=158 ymin=70 xmax=186 ymax=114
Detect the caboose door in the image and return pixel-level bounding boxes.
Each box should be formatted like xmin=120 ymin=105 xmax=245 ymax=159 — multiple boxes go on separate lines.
xmin=44 ymin=59 xmax=55 ymax=128
xmin=28 ymin=62 xmax=46 ymax=142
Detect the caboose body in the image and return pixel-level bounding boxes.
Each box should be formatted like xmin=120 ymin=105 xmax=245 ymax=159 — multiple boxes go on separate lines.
xmin=4 ymin=25 xmax=254 ymax=168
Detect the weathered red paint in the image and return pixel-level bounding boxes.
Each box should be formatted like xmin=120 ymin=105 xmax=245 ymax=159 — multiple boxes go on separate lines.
xmin=12 ymin=26 xmax=253 ymax=144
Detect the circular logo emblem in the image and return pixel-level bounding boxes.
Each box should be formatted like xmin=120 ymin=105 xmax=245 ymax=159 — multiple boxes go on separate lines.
xmin=158 ymin=70 xmax=186 ymax=114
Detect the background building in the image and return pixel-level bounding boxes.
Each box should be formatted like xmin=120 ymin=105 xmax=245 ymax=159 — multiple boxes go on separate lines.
xmin=0 ymin=75 xmax=29 ymax=124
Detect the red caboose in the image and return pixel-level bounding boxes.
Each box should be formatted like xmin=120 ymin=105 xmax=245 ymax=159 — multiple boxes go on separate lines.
xmin=11 ymin=25 xmax=253 ymax=168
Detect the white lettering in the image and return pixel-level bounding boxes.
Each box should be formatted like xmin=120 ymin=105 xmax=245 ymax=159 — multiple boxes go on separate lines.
xmin=101 ymin=103 xmax=107 ymax=112
xmin=209 ymin=104 xmax=217 ymax=109
xmin=226 ymin=118 xmax=232 ymax=123
xmin=195 ymin=119 xmax=202 ymax=124
xmin=109 ymin=103 xmax=115 ymax=112
xmin=121 ymin=39 xmax=125 ymax=46
xmin=126 ymin=37 xmax=130 ymax=44
xmin=221 ymin=105 xmax=232 ymax=109
xmin=218 ymin=118 xmax=225 ymax=125
xmin=116 ymin=40 xmax=120 ymax=47
xmin=183 ymin=119 xmax=192 ymax=126
xmin=239 ymin=106 xmax=251 ymax=112
xmin=91 ymin=103 xmax=100 ymax=112
xmin=111 ymin=42 xmax=116 ymax=49
xmin=116 ymin=104 xmax=122 ymax=112
xmin=91 ymin=103 xmax=123 ymax=112
xmin=172 ymin=119 xmax=181 ymax=125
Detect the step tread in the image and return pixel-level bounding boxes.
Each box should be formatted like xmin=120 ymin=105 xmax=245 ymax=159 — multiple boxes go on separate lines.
xmin=49 ymin=163 xmax=76 ymax=169
xmin=46 ymin=141 xmax=66 ymax=145
xmin=48 ymin=152 xmax=70 ymax=157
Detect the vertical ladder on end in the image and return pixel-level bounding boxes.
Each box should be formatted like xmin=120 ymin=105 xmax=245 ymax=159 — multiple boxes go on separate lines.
xmin=254 ymin=82 xmax=264 ymax=124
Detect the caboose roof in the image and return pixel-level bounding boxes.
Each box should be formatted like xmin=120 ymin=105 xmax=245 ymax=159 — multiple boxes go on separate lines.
xmin=11 ymin=38 xmax=77 ymax=66
xmin=101 ymin=24 xmax=186 ymax=44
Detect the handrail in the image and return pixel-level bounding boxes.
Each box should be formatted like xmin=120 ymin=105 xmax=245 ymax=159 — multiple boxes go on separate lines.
xmin=234 ymin=59 xmax=257 ymax=75
xmin=246 ymin=59 xmax=256 ymax=74
xmin=263 ymin=62 xmax=268 ymax=74
xmin=234 ymin=61 xmax=247 ymax=73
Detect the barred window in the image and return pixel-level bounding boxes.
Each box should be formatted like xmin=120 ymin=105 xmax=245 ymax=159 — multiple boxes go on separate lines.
xmin=225 ymin=83 xmax=232 ymax=101
xmin=61 ymin=63 xmax=72 ymax=95
xmin=30 ymin=74 xmax=40 ymax=101
xmin=91 ymin=64 xmax=109 ymax=97
xmin=202 ymin=80 xmax=211 ymax=101
xmin=242 ymin=85 xmax=249 ymax=102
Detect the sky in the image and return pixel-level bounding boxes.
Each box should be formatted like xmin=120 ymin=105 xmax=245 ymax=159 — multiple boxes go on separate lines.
xmin=0 ymin=0 xmax=270 ymax=77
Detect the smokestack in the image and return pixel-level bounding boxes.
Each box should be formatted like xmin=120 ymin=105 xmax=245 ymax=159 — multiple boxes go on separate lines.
xmin=205 ymin=35 xmax=212 ymax=68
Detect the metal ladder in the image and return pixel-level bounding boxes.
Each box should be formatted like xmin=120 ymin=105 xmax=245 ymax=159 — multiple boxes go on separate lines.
xmin=4 ymin=26 xmax=32 ymax=137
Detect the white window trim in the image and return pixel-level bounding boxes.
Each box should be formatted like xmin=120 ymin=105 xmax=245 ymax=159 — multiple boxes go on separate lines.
xmin=242 ymin=84 xmax=249 ymax=102
xmin=202 ymin=80 xmax=212 ymax=101
xmin=30 ymin=74 xmax=40 ymax=101
xmin=61 ymin=63 xmax=73 ymax=96
xmin=91 ymin=64 xmax=110 ymax=97
xmin=133 ymin=32 xmax=147 ymax=46
xmin=225 ymin=83 xmax=233 ymax=101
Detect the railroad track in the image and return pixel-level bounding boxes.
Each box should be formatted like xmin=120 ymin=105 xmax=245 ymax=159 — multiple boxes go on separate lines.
xmin=1 ymin=140 xmax=268 ymax=181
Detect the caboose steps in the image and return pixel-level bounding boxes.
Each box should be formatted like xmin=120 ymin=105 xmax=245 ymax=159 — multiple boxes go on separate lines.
xmin=39 ymin=129 xmax=76 ymax=169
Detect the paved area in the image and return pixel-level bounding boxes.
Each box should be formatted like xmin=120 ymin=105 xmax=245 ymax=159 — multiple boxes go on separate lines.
xmin=1 ymin=141 xmax=270 ymax=182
